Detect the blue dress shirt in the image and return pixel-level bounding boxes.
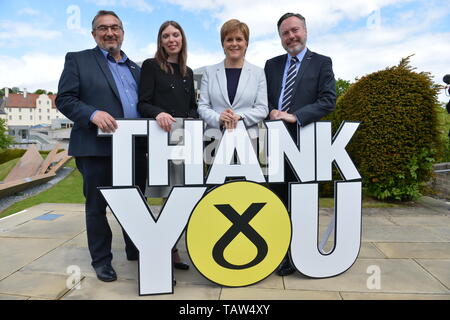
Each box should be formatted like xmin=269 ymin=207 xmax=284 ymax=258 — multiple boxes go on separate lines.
xmin=91 ymin=48 xmax=140 ymax=120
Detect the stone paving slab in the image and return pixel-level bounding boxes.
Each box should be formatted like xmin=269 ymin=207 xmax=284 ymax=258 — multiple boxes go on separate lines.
xmin=358 ymin=243 xmax=386 ymax=259
xmin=415 ymin=259 xmax=450 ymax=289
xmin=62 ymin=277 xmax=221 ymax=300
xmin=385 ymin=206 xmax=449 ymax=216
xmin=30 ymin=203 xmax=85 ymax=212
xmin=362 ymin=216 xmax=398 ymax=226
xmin=362 ymin=225 xmax=446 ymax=242
xmin=284 ymin=259 xmax=450 ymax=294
xmin=220 ymin=288 xmax=342 ymax=300
xmin=22 ymin=246 xmax=139 ymax=281
xmin=0 ymin=207 xmax=54 ymax=232
xmin=251 ymin=273 xmax=284 ymax=290
xmin=62 ymin=230 xmax=126 ymax=250
xmin=315 ymin=242 xmax=386 ymax=259
xmin=340 ymin=292 xmax=450 ymax=300
xmin=422 ymin=226 xmax=450 ymax=241
xmin=0 ymin=294 xmax=29 ymax=300
xmin=0 ymin=271 xmax=82 ymax=299
xmin=1 ymin=202 xmax=450 ymax=300
xmin=174 ymin=265 xmax=215 ymax=286
xmin=0 ymin=213 xmax=85 ymax=240
xmin=388 ymin=215 xmax=450 ymax=226
xmin=375 ymin=242 xmax=450 ymax=259
xmin=0 ymin=237 xmax=66 ymax=281
xmin=315 ymin=214 xmax=397 ymax=228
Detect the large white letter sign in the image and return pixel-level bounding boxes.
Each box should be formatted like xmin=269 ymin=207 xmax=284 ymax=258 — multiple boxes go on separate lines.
xmin=148 ymin=119 xmax=204 ymax=186
xmin=266 ymin=121 xmax=315 ymax=183
xmin=206 ymin=121 xmax=265 ymax=184
xmin=97 ymin=119 xmax=363 ymax=295
xmin=99 ymin=186 xmax=206 ymax=295
xmin=316 ymin=122 xmax=361 ymax=181
xmin=98 ymin=120 xmax=148 ymax=186
xmin=290 ymin=182 xmax=362 ymax=278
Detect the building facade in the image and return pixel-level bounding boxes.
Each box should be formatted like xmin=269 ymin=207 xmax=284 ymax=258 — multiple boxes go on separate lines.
xmin=1 ymin=88 xmax=69 ymax=127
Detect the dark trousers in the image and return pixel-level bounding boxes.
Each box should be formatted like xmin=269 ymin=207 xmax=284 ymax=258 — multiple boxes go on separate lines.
xmin=269 ymin=123 xmax=297 ymax=265
xmin=75 ymin=140 xmax=147 ymax=268
xmin=270 ymin=164 xmax=296 ymax=209
xmin=270 ymin=122 xmax=298 ymax=208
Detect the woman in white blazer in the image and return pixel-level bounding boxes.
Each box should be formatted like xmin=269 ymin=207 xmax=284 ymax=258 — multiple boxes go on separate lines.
xmin=198 ymin=19 xmax=268 ymax=141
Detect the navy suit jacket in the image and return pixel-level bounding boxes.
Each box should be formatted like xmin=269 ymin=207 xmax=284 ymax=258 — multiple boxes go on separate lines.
xmin=264 ymin=49 xmax=336 ymax=127
xmin=56 ymin=46 xmax=141 ymax=156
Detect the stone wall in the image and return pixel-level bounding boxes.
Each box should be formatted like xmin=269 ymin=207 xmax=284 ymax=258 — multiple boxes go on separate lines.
xmin=430 ymin=162 xmax=450 ymax=200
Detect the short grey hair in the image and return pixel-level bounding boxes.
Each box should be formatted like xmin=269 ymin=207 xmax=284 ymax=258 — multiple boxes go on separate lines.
xmin=277 ymin=13 xmax=306 ymax=31
xmin=91 ymin=10 xmax=123 ymax=31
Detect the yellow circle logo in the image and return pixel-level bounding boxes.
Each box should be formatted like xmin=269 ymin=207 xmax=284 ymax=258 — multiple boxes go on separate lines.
xmin=186 ymin=181 xmax=291 ymax=287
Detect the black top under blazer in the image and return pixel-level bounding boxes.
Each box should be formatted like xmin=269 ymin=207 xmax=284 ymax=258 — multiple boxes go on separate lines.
xmin=56 ymin=46 xmax=141 ymax=157
xmin=264 ymin=49 xmax=336 ymax=127
xmin=138 ymin=58 xmax=198 ymax=119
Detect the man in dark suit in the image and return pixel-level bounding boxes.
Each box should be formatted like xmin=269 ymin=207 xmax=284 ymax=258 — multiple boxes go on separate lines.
xmin=56 ymin=10 xmax=146 ymax=282
xmin=264 ymin=13 xmax=336 ymax=276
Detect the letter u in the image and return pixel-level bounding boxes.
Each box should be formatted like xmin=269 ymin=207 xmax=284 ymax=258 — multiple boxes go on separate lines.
xmin=289 ymin=182 xmax=362 ymax=278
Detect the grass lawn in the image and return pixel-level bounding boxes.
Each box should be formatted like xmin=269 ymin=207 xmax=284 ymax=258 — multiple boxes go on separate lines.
xmin=0 ymin=159 xmax=84 ymax=218
xmin=0 ymin=158 xmax=20 ymax=181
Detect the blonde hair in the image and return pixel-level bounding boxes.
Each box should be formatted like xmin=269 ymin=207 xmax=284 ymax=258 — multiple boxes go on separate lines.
xmin=220 ymin=19 xmax=249 ymax=46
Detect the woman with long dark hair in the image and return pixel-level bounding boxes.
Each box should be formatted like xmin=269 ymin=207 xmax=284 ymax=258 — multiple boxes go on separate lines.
xmin=138 ymin=21 xmax=197 ymax=278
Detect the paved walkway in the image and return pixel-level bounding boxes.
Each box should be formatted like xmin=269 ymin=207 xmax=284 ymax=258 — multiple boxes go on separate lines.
xmin=0 ymin=199 xmax=449 ymax=300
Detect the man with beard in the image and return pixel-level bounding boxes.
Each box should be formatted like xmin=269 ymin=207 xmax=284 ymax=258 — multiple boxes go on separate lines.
xmin=56 ymin=10 xmax=146 ymax=282
xmin=264 ymin=13 xmax=336 ymax=276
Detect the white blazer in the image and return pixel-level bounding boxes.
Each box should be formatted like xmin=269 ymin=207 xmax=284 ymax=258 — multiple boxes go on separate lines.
xmin=198 ymin=60 xmax=268 ymax=137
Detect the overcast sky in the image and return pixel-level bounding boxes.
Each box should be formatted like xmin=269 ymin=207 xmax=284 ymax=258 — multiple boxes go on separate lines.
xmin=1 ymin=0 xmax=449 ymax=101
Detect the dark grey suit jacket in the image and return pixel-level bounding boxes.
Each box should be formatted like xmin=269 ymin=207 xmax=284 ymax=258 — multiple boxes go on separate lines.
xmin=264 ymin=49 xmax=336 ymax=127
xmin=56 ymin=46 xmax=141 ymax=156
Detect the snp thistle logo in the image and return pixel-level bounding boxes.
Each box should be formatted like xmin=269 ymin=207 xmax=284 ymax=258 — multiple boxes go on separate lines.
xmin=187 ymin=181 xmax=291 ymax=287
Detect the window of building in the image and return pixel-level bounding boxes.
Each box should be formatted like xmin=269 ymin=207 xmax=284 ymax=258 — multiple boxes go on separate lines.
xmin=18 ymin=108 xmax=21 ymax=112
xmin=9 ymin=116 xmax=12 ymax=120
xmin=39 ymin=101 xmax=41 ymax=105
xmin=47 ymin=109 xmax=50 ymax=113
xmin=47 ymin=116 xmax=50 ymax=120
xmin=39 ymin=109 xmax=41 ymax=113
xmin=30 ymin=116 xmax=33 ymax=120
xmin=30 ymin=109 xmax=32 ymax=112
xmin=19 ymin=115 xmax=22 ymax=120
xmin=39 ymin=116 xmax=41 ymax=120
xmin=47 ymin=101 xmax=49 ymax=105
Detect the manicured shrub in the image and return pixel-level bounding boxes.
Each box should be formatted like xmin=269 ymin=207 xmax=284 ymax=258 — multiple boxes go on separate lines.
xmin=0 ymin=149 xmax=26 ymax=164
xmin=333 ymin=57 xmax=442 ymax=201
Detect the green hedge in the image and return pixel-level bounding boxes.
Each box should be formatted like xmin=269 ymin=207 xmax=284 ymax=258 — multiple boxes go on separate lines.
xmin=0 ymin=148 xmax=65 ymax=164
xmin=0 ymin=149 xmax=26 ymax=164
xmin=332 ymin=57 xmax=442 ymax=201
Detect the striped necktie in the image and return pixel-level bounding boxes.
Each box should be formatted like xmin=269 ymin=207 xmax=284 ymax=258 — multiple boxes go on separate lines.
xmin=281 ymin=56 xmax=299 ymax=112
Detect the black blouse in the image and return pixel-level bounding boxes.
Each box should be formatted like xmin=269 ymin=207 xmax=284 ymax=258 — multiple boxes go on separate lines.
xmin=138 ymin=58 xmax=198 ymax=118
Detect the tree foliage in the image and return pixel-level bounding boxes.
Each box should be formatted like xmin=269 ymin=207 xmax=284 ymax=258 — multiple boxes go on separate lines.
xmin=34 ymin=89 xmax=48 ymax=95
xmin=336 ymin=78 xmax=352 ymax=98
xmin=0 ymin=119 xmax=14 ymax=151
